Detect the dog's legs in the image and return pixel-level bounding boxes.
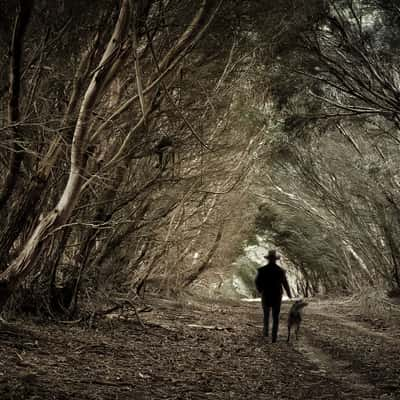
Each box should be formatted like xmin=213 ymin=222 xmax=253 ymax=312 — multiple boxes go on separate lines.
xmin=287 ymin=324 xmax=291 ymax=343
xmin=295 ymin=322 xmax=300 ymax=340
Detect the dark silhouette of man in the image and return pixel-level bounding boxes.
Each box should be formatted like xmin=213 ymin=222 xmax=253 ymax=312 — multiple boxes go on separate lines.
xmin=255 ymin=249 xmax=292 ymax=343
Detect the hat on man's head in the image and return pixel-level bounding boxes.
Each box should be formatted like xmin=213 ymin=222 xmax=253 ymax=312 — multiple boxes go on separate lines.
xmin=264 ymin=249 xmax=280 ymax=260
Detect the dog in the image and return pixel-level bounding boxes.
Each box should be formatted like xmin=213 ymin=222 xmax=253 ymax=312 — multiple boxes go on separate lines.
xmin=287 ymin=299 xmax=308 ymax=343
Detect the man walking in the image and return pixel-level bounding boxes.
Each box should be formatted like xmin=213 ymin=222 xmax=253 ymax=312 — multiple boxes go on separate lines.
xmin=255 ymin=249 xmax=292 ymax=343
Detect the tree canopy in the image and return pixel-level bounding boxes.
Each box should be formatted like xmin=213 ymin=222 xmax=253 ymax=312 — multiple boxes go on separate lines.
xmin=0 ymin=0 xmax=399 ymax=315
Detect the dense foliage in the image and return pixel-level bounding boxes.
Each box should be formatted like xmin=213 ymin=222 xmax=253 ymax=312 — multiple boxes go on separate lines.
xmin=256 ymin=0 xmax=400 ymax=294
xmin=0 ymin=0 xmax=399 ymax=315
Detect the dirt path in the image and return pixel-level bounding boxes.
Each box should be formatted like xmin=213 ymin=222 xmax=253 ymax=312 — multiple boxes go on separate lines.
xmin=0 ymin=297 xmax=399 ymax=399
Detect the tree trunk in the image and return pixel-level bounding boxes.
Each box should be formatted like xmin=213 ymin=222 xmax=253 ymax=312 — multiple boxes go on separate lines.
xmin=0 ymin=26 xmax=97 ymax=267
xmin=0 ymin=1 xmax=33 ymax=209
xmin=0 ymin=0 xmax=131 ymax=310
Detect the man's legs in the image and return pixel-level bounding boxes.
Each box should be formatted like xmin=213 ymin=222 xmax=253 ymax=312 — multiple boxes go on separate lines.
xmin=261 ymin=295 xmax=271 ymax=337
xmin=271 ymin=301 xmax=282 ymax=343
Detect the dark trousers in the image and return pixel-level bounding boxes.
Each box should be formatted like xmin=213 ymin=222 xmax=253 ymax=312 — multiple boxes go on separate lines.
xmin=262 ymin=294 xmax=281 ymax=342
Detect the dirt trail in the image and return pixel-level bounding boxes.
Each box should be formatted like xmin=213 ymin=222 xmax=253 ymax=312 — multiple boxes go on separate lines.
xmin=298 ymin=301 xmax=400 ymax=398
xmin=0 ymin=297 xmax=399 ymax=399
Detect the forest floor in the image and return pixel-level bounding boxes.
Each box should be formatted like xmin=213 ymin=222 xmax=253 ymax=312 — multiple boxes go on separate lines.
xmin=1 ymin=294 xmax=400 ymax=400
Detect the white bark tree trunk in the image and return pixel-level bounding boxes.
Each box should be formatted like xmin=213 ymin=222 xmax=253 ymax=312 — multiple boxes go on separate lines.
xmin=0 ymin=0 xmax=131 ymax=309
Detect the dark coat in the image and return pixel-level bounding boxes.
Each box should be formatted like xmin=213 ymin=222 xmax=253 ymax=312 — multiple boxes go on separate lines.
xmin=255 ymin=262 xmax=292 ymax=305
